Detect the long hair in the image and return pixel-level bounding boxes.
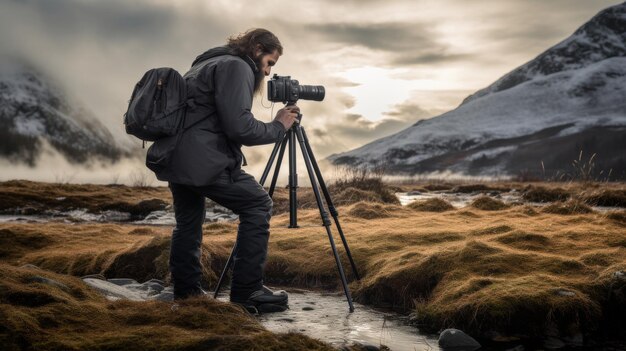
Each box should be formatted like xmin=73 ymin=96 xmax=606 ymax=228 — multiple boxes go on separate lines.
xmin=227 ymin=28 xmax=283 ymax=59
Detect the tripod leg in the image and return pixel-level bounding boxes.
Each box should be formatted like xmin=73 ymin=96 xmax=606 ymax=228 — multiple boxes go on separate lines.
xmin=213 ymin=242 xmax=236 ymax=298
xmin=301 ymin=127 xmax=361 ymax=280
xmin=294 ymin=125 xmax=354 ymax=312
xmin=269 ymin=133 xmax=289 ymax=197
xmin=260 ymin=134 xmax=286 ymax=186
xmin=288 ymin=128 xmax=298 ymax=228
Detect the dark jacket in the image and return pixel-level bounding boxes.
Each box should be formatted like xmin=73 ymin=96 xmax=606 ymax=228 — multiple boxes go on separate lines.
xmin=146 ymin=47 xmax=286 ymax=186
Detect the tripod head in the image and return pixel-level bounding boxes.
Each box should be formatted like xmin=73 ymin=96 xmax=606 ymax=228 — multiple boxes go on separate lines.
xmin=285 ymin=101 xmax=303 ymax=127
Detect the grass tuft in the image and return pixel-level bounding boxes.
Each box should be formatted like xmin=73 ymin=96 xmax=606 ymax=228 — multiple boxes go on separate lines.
xmin=408 ymin=198 xmax=455 ymax=212
xmin=605 ymin=210 xmax=626 ymax=226
xmin=347 ymin=202 xmax=396 ymax=219
xmin=0 ymin=263 xmax=333 ymax=351
xmin=470 ymin=196 xmax=509 ymax=211
xmin=542 ymin=201 xmax=593 ymax=215
xmin=523 ymin=186 xmax=570 ymax=203
xmin=582 ymin=189 xmax=626 ymax=208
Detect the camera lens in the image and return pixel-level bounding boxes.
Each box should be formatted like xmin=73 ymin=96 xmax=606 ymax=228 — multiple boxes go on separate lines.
xmin=297 ymin=85 xmax=325 ymax=101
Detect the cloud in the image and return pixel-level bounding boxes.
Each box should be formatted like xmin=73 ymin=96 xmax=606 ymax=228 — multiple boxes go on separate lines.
xmin=0 ymin=0 xmax=236 ymax=146
xmin=384 ymin=101 xmax=434 ymax=121
xmin=1 ymin=0 xmax=621 ymax=184
xmin=306 ymin=22 xmax=470 ymax=66
xmin=307 ymin=100 xmax=434 ymax=157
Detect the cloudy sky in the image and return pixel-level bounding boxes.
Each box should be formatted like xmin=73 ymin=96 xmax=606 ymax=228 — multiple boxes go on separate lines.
xmin=0 ymin=0 xmax=621 ymax=183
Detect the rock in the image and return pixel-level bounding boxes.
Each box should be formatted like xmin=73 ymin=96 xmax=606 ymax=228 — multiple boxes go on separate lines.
xmin=107 ymin=278 xmax=139 ymax=286
xmin=143 ymin=211 xmax=167 ymax=221
xmin=407 ymin=191 xmax=421 ymax=196
xmin=561 ymin=333 xmax=583 ymax=347
xmin=350 ymin=342 xmax=382 ymax=351
xmin=543 ymin=323 xmax=566 ymax=349
xmin=613 ymin=270 xmax=625 ymax=279
xmin=27 ymin=275 xmax=70 ymax=292
xmin=556 ymin=289 xmax=576 ymax=297
xmin=212 ymin=205 xmax=233 ymax=214
xmin=142 ymin=282 xmax=165 ymax=292
xmin=543 ymin=336 xmax=565 ymax=349
xmin=123 ymin=281 xmax=165 ymax=296
xmin=484 ymin=330 xmax=520 ymax=342
xmin=20 ymin=207 xmax=40 ymax=215
xmin=80 ymin=273 xmax=107 ymax=280
xmin=145 ymin=278 xmax=166 ymax=285
xmin=438 ymin=328 xmax=481 ymax=351
xmin=98 ymin=211 xmax=131 ymax=222
xmin=82 ymin=278 xmax=144 ymax=301
xmin=302 ymin=306 xmax=314 ymax=311
xmin=150 ymin=287 xmax=174 ymax=301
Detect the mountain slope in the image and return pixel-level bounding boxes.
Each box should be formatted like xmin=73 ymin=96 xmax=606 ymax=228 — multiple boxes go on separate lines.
xmin=464 ymin=2 xmax=626 ymax=104
xmin=329 ymin=2 xmax=626 ymax=179
xmin=0 ymin=60 xmax=126 ymax=166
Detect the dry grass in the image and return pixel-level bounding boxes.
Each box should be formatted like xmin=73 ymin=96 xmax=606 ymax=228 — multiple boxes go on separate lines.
xmin=265 ymin=203 xmax=626 ymax=339
xmin=2 ymin=180 xmax=626 ymax=343
xmin=347 ymin=202 xmax=401 ymax=219
xmin=0 ymin=180 xmax=171 ymax=216
xmin=271 ymin=177 xmax=400 ymax=215
xmin=542 ymin=201 xmax=593 ymax=215
xmin=522 ymin=186 xmax=571 ymax=203
xmin=605 ymin=210 xmax=626 ymax=225
xmin=408 ymin=198 xmax=455 ymax=212
xmin=470 ymin=196 xmax=510 ymax=211
xmin=581 ymin=189 xmax=626 ymax=207
xmin=0 ymin=222 xmax=235 ymax=289
xmin=0 ymin=263 xmax=333 ymax=351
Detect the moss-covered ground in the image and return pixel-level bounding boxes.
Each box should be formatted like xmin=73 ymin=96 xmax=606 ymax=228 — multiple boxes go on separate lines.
xmin=1 ymin=180 xmax=625 ymax=348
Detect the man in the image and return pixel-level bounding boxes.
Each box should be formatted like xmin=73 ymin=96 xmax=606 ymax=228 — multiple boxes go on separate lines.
xmin=147 ymin=29 xmax=298 ymax=311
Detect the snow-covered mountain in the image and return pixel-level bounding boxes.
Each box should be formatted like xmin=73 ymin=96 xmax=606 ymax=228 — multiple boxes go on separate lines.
xmin=329 ymin=2 xmax=626 ymax=179
xmin=0 ymin=59 xmax=126 ymax=166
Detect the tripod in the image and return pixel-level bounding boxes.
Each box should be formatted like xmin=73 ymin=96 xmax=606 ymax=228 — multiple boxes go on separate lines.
xmin=213 ymin=108 xmax=361 ymax=312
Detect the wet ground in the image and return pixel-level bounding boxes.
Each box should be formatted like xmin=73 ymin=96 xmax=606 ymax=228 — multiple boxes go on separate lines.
xmin=219 ymin=288 xmax=440 ymax=351
xmin=4 ymin=190 xmax=624 ymax=350
xmin=1 ymin=190 xmax=620 ymax=225
xmin=397 ymin=190 xmax=619 ymax=212
xmin=80 ymin=276 xmax=440 ymax=351
xmin=396 ymin=190 xmax=523 ymax=207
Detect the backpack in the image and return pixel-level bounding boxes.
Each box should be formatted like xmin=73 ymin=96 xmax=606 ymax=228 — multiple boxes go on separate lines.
xmin=123 ymin=67 xmax=194 ymax=144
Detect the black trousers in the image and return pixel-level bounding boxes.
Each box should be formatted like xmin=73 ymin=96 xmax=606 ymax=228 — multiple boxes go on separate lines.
xmin=168 ymin=169 xmax=273 ymax=300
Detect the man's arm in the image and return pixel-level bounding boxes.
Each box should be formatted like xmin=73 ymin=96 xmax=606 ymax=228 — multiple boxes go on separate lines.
xmin=214 ymin=59 xmax=285 ymax=146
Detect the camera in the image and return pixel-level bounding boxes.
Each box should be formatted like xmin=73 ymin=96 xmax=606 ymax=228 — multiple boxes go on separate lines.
xmin=267 ymin=74 xmax=325 ymax=103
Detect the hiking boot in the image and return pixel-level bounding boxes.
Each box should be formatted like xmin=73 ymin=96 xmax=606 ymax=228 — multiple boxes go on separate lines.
xmin=231 ymin=286 xmax=288 ymax=313
xmin=174 ymin=287 xmax=208 ymax=301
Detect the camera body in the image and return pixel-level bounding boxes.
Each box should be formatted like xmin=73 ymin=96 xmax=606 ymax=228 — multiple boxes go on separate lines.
xmin=267 ymin=74 xmax=325 ymax=104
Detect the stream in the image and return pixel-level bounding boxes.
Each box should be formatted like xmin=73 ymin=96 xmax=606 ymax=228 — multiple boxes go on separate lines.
xmin=80 ymin=276 xmax=440 ymax=351
xmin=1 ymin=190 xmax=620 ymax=226
xmin=221 ymin=288 xmax=440 ymax=351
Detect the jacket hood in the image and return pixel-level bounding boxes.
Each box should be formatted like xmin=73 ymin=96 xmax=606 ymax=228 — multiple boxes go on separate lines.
xmin=191 ymin=46 xmax=259 ymax=73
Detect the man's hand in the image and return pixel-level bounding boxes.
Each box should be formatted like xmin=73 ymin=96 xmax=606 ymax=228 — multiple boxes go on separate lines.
xmin=274 ymin=105 xmax=300 ymax=130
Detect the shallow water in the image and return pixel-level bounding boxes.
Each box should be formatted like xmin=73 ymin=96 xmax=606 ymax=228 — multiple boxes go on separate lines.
xmin=81 ymin=277 xmax=440 ymax=350
xmin=0 ymin=208 xmax=238 ymax=225
xmin=243 ymin=289 xmax=440 ymax=351
xmin=396 ymin=190 xmax=523 ymax=207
